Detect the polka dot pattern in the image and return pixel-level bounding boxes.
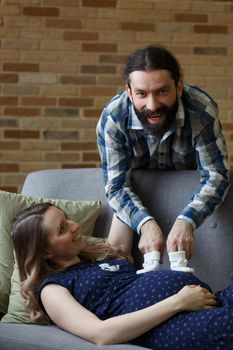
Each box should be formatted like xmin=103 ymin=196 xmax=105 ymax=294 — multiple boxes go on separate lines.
xmin=38 ymin=259 xmax=233 ymax=350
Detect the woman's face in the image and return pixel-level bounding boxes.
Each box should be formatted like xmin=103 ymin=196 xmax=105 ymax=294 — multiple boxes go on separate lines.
xmin=42 ymin=206 xmax=86 ymax=265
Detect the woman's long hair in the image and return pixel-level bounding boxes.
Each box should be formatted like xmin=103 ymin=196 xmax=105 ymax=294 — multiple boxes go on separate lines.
xmin=11 ymin=202 xmax=132 ymax=324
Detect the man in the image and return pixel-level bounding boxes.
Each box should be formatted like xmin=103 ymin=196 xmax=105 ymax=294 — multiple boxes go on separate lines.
xmin=96 ymin=45 xmax=230 ymax=263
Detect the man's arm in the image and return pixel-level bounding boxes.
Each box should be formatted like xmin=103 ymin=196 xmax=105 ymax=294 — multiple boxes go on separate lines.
xmin=167 ymin=115 xmax=230 ymax=257
xmin=97 ymin=110 xmax=154 ymax=234
xmin=178 ymin=117 xmax=230 ymax=229
xmin=97 ymin=113 xmax=166 ymax=254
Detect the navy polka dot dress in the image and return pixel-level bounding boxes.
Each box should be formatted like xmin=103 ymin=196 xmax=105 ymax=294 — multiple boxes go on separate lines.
xmin=38 ymin=258 xmax=233 ymax=350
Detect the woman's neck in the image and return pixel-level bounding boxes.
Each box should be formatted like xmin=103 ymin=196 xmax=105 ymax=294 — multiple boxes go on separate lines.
xmin=53 ymin=255 xmax=81 ymax=269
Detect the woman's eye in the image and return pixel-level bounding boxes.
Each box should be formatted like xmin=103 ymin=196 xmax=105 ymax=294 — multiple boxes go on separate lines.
xmin=59 ymin=225 xmax=65 ymax=234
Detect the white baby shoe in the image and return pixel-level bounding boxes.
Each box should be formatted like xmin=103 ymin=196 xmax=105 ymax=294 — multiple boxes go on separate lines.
xmin=136 ymin=251 xmax=160 ymax=275
xmin=168 ymin=251 xmax=195 ymax=273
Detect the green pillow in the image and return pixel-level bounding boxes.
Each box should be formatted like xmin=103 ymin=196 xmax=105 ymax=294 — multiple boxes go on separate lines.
xmin=1 ymin=265 xmax=31 ymax=323
xmin=0 ymin=190 xmax=101 ymax=316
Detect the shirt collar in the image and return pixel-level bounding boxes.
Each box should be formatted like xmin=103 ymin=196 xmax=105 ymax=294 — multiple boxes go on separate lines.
xmin=127 ymin=103 xmax=143 ymax=129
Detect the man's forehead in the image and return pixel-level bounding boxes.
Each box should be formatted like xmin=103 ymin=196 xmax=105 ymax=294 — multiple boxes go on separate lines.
xmin=129 ymin=70 xmax=174 ymax=90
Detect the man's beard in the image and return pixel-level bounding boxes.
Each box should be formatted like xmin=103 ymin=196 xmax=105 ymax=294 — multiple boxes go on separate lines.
xmin=133 ymin=97 xmax=179 ymax=137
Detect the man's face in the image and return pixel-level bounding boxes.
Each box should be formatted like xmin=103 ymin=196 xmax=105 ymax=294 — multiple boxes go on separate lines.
xmin=126 ymin=70 xmax=183 ymax=136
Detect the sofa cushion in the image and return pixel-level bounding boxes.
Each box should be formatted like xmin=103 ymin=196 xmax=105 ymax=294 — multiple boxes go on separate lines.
xmin=0 ymin=190 xmax=101 ymax=315
xmin=0 ymin=323 xmax=150 ymax=350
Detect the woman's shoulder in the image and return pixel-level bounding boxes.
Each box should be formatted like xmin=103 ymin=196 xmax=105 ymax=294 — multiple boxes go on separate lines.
xmin=38 ymin=258 xmax=135 ymax=291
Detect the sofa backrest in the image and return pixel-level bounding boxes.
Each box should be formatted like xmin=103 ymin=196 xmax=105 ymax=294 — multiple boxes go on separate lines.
xmin=22 ymin=168 xmax=233 ymax=292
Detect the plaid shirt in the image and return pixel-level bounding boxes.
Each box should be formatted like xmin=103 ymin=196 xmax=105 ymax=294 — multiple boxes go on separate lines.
xmin=97 ymin=84 xmax=230 ymax=233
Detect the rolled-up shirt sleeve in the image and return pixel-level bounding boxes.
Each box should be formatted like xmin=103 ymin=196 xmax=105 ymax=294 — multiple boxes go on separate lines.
xmin=97 ymin=109 xmax=153 ymax=234
xmin=178 ymin=112 xmax=230 ymax=229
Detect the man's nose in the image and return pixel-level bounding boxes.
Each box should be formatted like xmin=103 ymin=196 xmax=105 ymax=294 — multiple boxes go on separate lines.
xmin=146 ymin=95 xmax=160 ymax=111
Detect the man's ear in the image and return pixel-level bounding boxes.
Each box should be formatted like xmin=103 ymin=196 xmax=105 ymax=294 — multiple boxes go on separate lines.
xmin=177 ymin=79 xmax=183 ymax=98
xmin=125 ymin=84 xmax=133 ymax=102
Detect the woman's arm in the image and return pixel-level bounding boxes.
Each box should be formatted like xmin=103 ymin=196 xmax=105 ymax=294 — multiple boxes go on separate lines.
xmin=41 ymin=283 xmax=217 ymax=345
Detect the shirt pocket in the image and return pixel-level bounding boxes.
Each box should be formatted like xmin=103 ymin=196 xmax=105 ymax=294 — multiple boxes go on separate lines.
xmin=174 ymin=149 xmax=197 ymax=169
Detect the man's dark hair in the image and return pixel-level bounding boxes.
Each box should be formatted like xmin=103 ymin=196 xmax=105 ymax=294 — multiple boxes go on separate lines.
xmin=123 ymin=46 xmax=182 ymax=87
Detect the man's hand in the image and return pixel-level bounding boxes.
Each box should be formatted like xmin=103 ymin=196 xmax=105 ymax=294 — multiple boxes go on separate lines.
xmin=166 ymin=219 xmax=195 ymax=259
xmin=139 ymin=219 xmax=165 ymax=259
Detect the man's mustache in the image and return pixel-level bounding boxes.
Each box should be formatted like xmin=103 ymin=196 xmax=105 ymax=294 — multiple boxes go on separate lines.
xmin=141 ymin=106 xmax=168 ymax=117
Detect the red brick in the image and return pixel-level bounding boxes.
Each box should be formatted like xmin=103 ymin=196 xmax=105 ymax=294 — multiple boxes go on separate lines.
xmin=0 ymin=97 xmax=18 ymax=105
xmin=61 ymin=163 xmax=97 ymax=169
xmin=83 ymin=108 xmax=102 ymax=118
xmin=59 ymin=98 xmax=93 ymax=107
xmin=63 ymin=31 xmax=98 ymax=41
xmin=21 ymin=97 xmax=56 ymax=106
xmin=0 ymin=164 xmax=19 ymax=172
xmin=45 ymin=19 xmax=81 ymax=29
xmin=4 ymin=130 xmax=40 ymax=139
xmin=83 ymin=152 xmax=100 ymax=161
xmin=222 ymin=123 xmax=233 ymax=131
xmin=174 ymin=13 xmax=208 ymax=22
xmin=82 ymin=0 xmax=116 ymax=7
xmin=23 ymin=7 xmax=59 ymax=17
xmin=0 ymin=141 xmax=20 ymax=150
xmin=81 ymin=65 xmax=116 ymax=74
xmin=194 ymin=25 xmax=228 ymax=34
xmin=61 ymin=142 xmax=97 ymax=150
xmin=99 ymin=54 xmax=127 ymax=64
xmin=4 ymin=108 xmax=40 ymax=117
xmin=121 ymin=22 xmax=155 ymax=32
xmin=3 ymin=62 xmax=39 ymax=72
xmin=0 ymin=186 xmax=18 ymax=193
xmin=82 ymin=43 xmax=117 ymax=53
xmin=99 ymin=76 xmax=122 ymax=85
xmin=167 ymin=45 xmax=191 ymax=55
xmin=0 ymin=74 xmax=18 ymax=83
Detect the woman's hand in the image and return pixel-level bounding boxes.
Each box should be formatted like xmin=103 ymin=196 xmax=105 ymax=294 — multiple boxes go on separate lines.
xmin=176 ymin=285 xmax=218 ymax=312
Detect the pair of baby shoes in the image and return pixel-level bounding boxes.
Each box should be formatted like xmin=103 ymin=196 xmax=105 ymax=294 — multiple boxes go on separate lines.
xmin=136 ymin=250 xmax=194 ymax=275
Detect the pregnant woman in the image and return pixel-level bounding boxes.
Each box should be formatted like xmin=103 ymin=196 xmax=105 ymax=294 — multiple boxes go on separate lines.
xmin=12 ymin=202 xmax=233 ymax=350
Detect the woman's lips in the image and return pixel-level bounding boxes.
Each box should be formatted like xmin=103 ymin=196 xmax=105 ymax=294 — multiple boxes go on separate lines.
xmin=73 ymin=234 xmax=81 ymax=242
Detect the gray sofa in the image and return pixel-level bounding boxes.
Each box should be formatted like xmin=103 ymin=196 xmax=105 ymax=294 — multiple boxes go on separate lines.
xmin=0 ymin=168 xmax=233 ymax=350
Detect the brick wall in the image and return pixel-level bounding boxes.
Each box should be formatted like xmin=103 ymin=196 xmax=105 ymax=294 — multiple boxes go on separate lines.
xmin=0 ymin=0 xmax=233 ymax=193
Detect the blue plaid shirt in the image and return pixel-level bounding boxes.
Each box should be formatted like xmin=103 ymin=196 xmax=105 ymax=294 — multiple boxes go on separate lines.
xmin=97 ymin=84 xmax=230 ymax=233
